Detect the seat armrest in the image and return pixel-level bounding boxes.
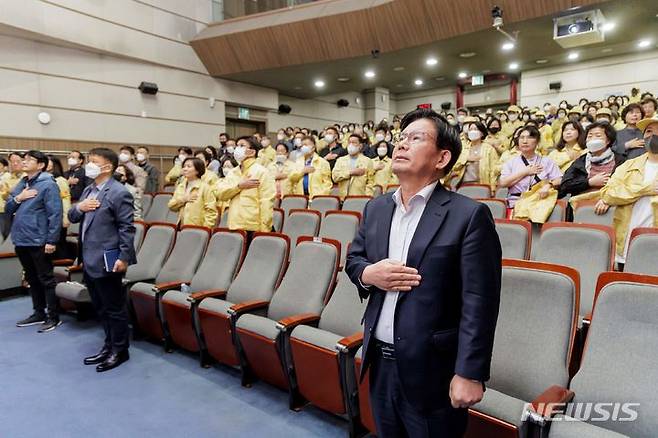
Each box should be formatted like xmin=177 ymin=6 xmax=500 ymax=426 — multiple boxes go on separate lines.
xmin=525 ymin=385 xmax=575 ymax=425
xmin=52 ymin=258 xmax=75 ymax=267
xmin=276 ymin=313 xmax=321 ymax=332
xmin=186 ymin=289 xmax=226 ymax=303
xmin=152 ymin=281 xmax=188 ymax=293
xmin=336 ymin=332 xmax=364 ymax=353
xmin=228 ymin=300 xmax=269 ymax=316
xmin=67 ymin=265 xmax=84 ymax=273
xmin=0 ymin=252 xmax=17 ymax=259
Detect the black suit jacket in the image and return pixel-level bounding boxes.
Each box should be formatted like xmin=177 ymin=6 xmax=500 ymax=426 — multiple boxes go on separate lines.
xmin=345 ymin=184 xmax=502 ymax=414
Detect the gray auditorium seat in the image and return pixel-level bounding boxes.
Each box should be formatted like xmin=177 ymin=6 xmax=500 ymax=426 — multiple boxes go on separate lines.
xmin=468 ymin=260 xmax=579 ymax=438
xmin=0 ymin=235 xmax=22 ymax=291
xmin=129 ymin=226 xmax=209 ymax=342
xmin=141 ymin=194 xmax=153 ymax=218
xmin=341 ymin=196 xmax=371 ymax=215
xmin=282 ymin=209 xmax=321 ymax=258
xmin=495 ymin=219 xmax=532 ymax=260
xmin=160 ymin=230 xmax=246 ymax=355
xmin=272 ymin=208 xmax=284 ymax=233
xmin=280 ymin=195 xmax=308 ymax=217
xmin=143 ymin=193 xmax=172 ymax=223
xmin=219 ymin=209 xmax=229 ymax=228
xmin=319 ymin=211 xmax=360 ymax=268
xmin=457 ymin=184 xmax=492 ymax=199
xmin=624 ymin=228 xmax=658 ymax=276
xmin=495 ymin=186 xmax=509 ymax=200
xmin=197 ymin=233 xmax=289 ymax=367
xmin=123 ymin=223 xmax=177 ymax=287
xmin=235 ymin=239 xmax=338 ymax=396
xmin=309 ymin=196 xmax=340 ymax=217
xmin=289 ymin=271 xmax=366 ymax=423
xmin=480 ymin=198 xmax=507 ymax=219
xmin=546 ymin=274 xmax=658 ymax=438
xmin=547 ymin=200 xmax=568 ymax=222
xmin=573 ymin=202 xmax=614 ymax=226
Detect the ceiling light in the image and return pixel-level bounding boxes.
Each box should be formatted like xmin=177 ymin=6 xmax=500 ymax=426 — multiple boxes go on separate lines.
xmin=535 ymin=59 xmax=549 ymax=64
xmin=434 ymin=76 xmax=445 ymax=81
xmin=364 ymin=70 xmax=375 ymax=79
xmin=509 ymin=62 xmax=519 ymax=70
xmin=638 ymin=39 xmax=652 ymax=48
xmin=502 ymin=42 xmax=515 ymax=51
xmin=567 ymin=52 xmax=579 ymax=60
xmin=314 ymin=80 xmax=325 ymax=88
xmin=458 ymin=72 xmax=468 ymax=78
xmin=393 ymin=66 xmax=405 ymax=71
xmin=459 ymin=52 xmax=476 ymax=58
xmin=601 ymin=48 xmax=613 ymax=53
xmin=414 ymin=79 xmax=423 ymax=86
xmin=602 ymin=22 xmax=616 ymax=32
xmin=425 ymin=57 xmax=438 ymax=66
xmin=336 ymin=77 xmax=350 ymax=82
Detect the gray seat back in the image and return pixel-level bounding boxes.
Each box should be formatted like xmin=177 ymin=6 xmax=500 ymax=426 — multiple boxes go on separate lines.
xmin=573 ymin=203 xmax=614 ymax=226
xmin=495 ymin=187 xmax=508 ymax=200
xmin=319 ymin=212 xmax=360 ymax=267
xmin=281 ymin=195 xmax=308 ymax=217
xmin=144 ymin=193 xmax=172 ymax=223
xmin=267 ymin=239 xmax=338 ymax=321
xmin=141 ymin=194 xmax=153 ymax=218
xmin=0 ymin=234 xmax=14 ymax=252
xmin=625 ymin=231 xmax=658 ymax=276
xmin=133 ymin=222 xmax=146 ymax=252
xmin=226 ymin=234 xmax=289 ymax=304
xmin=164 ymin=207 xmax=179 ymax=225
xmin=309 ymin=196 xmax=340 ymax=217
xmin=342 ymin=196 xmax=371 ymax=215
xmin=162 ymin=185 xmax=175 ymax=193
xmin=282 ymin=210 xmax=320 ymax=256
xmin=534 ymin=224 xmax=613 ymax=319
xmin=569 ymin=279 xmax=658 ymax=437
xmin=318 ymin=271 xmax=366 ymax=337
xmin=219 ymin=209 xmax=229 ymax=228
xmin=125 ymin=224 xmax=176 ymax=282
xmin=67 ymin=221 xmax=80 ymax=237
xmin=272 ymin=208 xmax=284 ymax=233
xmin=190 ymin=230 xmax=244 ymax=293
xmin=457 ymin=184 xmax=491 ymax=199
xmin=480 ymin=199 xmax=507 ymax=219
xmin=155 ymin=227 xmax=209 ymax=284
xmin=495 ymin=220 xmax=530 ymax=260
xmin=546 ymin=200 xmax=567 ymax=222
xmin=489 ymin=263 xmax=578 ymax=402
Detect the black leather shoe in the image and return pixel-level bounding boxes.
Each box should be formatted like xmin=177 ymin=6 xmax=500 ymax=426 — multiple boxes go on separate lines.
xmin=84 ymin=346 xmax=112 ymax=365
xmin=96 ymin=350 xmax=130 ymax=372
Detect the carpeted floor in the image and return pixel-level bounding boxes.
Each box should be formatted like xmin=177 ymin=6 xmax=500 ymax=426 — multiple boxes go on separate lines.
xmin=0 ymin=295 xmax=348 ymax=437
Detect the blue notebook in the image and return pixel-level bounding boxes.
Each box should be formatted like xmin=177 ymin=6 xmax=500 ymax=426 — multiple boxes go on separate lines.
xmin=103 ymin=249 xmax=121 ymax=273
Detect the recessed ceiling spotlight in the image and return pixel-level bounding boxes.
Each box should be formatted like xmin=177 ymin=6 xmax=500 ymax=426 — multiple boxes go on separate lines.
xmin=602 ymin=22 xmax=616 ymax=32
xmin=509 ymin=62 xmax=519 ymax=70
xmin=567 ymin=52 xmax=579 ymax=60
xmin=535 ymin=59 xmax=549 ymax=64
xmin=314 ymin=80 xmax=325 ymax=88
xmin=458 ymin=72 xmax=468 ymax=78
xmin=393 ymin=66 xmax=405 ymax=71
xmin=336 ymin=77 xmax=350 ymax=82
xmin=434 ymin=76 xmax=445 ymax=81
xmin=426 ymin=57 xmax=438 ymax=66
xmin=638 ymin=39 xmax=652 ymax=48
xmin=459 ymin=52 xmax=476 ymax=58
xmin=502 ymin=42 xmax=515 ymax=51
xmin=414 ymin=79 xmax=424 ymax=86
xmin=601 ymin=48 xmax=613 ymax=53
xmin=364 ymin=70 xmax=376 ymax=78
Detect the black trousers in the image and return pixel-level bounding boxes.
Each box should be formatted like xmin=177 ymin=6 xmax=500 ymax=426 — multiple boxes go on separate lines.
xmin=15 ymin=246 xmax=58 ymax=317
xmin=84 ymin=272 xmax=130 ymax=353
xmin=369 ymin=349 xmax=468 ymax=438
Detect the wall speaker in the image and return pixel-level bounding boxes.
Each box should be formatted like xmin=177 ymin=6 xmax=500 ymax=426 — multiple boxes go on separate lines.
xmin=549 ymin=81 xmax=562 ymax=91
xmin=337 ymin=99 xmax=350 ymax=108
xmin=138 ymin=81 xmax=158 ymax=95
xmin=440 ymin=102 xmax=452 ymax=110
xmin=278 ymin=104 xmax=292 ymax=114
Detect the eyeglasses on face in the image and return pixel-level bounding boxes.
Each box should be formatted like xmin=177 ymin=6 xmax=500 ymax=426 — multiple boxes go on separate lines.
xmin=397 ymin=130 xmax=436 ymax=146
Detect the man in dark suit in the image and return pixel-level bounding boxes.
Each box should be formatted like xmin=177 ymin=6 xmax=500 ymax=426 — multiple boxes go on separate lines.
xmin=68 ymin=147 xmax=136 ymax=372
xmin=346 ymin=108 xmax=502 ymax=437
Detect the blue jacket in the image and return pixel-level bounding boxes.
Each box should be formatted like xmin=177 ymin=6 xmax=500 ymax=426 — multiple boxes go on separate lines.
xmin=6 ymin=172 xmax=63 ymax=247
xmin=345 ymin=184 xmax=502 ymax=414
xmin=68 ymin=177 xmax=136 ymax=278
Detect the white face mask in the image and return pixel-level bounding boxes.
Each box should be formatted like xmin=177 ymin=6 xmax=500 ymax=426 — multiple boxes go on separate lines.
xmin=508 ymin=113 xmax=519 ymax=122
xmin=261 ymin=140 xmax=271 ymax=147
xmin=275 ymin=154 xmax=286 ymax=164
xmin=178 ymin=154 xmax=187 ymax=163
xmin=457 ymin=115 xmax=466 ymax=123
xmin=233 ymin=146 xmax=247 ymax=163
xmin=226 ymin=146 xmax=235 ymax=154
xmin=377 ymin=147 xmax=388 ymax=157
xmin=118 ymin=152 xmax=130 ymax=163
xmin=596 ymin=118 xmax=609 ymax=124
xmin=294 ymin=138 xmax=303 ymax=147
xmin=300 ymin=145 xmax=312 ymax=156
xmin=67 ymin=157 xmax=78 ymax=167
xmin=559 ymin=104 xmax=567 ymax=109
xmin=277 ymin=134 xmax=285 ymax=141
xmin=467 ymin=130 xmax=482 ymax=141
xmin=136 ymin=153 xmax=146 ymax=162
xmin=385 ymin=135 xmax=392 ymax=142
xmin=85 ymin=162 xmax=102 ymax=179
xmin=581 ymin=122 xmax=591 ymax=129
xmin=324 ymin=134 xmax=335 ymax=143
xmin=375 ymin=134 xmax=385 ymax=142
xmin=448 ymin=119 xmax=457 ymax=126
xmin=586 ymin=139 xmax=607 ymax=153
xmin=347 ymin=145 xmax=360 ymax=156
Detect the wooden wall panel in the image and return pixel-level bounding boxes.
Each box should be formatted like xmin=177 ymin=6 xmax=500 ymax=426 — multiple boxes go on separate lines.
xmin=192 ymin=0 xmax=606 ymax=76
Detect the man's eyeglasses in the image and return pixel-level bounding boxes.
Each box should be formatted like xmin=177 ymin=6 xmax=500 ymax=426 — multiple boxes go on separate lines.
xmin=397 ymin=131 xmax=436 ymax=146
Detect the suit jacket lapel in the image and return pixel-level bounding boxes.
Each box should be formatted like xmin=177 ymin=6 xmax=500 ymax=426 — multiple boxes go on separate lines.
xmin=85 ymin=179 xmax=112 ymax=231
xmin=376 ymin=195 xmax=396 ymax=260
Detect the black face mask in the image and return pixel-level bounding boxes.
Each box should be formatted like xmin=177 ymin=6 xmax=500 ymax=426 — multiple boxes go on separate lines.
xmin=646 ymin=135 xmax=658 ymax=154
xmin=489 ymin=127 xmax=501 ymax=134
xmin=113 ymin=172 xmax=125 ymax=184
xmin=220 ymin=141 xmax=227 ymax=147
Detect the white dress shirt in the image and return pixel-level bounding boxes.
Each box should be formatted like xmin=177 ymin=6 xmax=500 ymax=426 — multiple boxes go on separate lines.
xmin=373 ymin=180 xmax=438 ymax=343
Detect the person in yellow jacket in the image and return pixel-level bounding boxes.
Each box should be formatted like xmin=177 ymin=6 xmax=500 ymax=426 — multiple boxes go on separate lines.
xmin=371 ymin=141 xmax=398 ymax=191
xmin=548 ymin=121 xmax=587 ymax=172
xmin=534 ymin=111 xmax=555 ymax=155
xmin=165 ymin=147 xmax=193 ymax=185
xmin=332 ymin=134 xmax=375 ymax=199
xmin=289 ymin=136 xmax=333 ymax=199
xmin=599 ymin=116 xmax=658 ymax=264
xmin=257 ymin=136 xmax=276 ymax=167
xmin=168 ymin=157 xmax=218 ymax=229
xmin=216 ymin=136 xmax=275 ymax=232
xmin=447 ymin=121 xmax=499 ymax=193
xmin=485 ymin=118 xmax=508 ymax=156
xmin=502 ymin=105 xmax=523 ymax=138
xmin=267 ymin=143 xmax=296 ymax=199
xmin=0 ymin=152 xmax=25 ymax=236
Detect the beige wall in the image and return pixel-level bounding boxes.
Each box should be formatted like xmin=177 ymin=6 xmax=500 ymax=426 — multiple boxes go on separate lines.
xmin=267 ymin=92 xmax=366 ymax=132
